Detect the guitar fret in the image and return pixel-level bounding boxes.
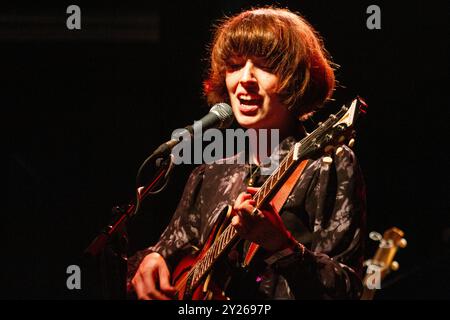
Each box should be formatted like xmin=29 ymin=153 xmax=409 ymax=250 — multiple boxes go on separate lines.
xmin=215 ymin=245 xmax=222 ymax=259
xmin=228 ymin=226 xmax=234 ymax=239
xmin=199 ymin=262 xmax=204 ymax=278
xmin=223 ymin=228 xmax=229 ymax=245
xmin=228 ymin=225 xmax=234 ymax=239
xmin=220 ymin=228 xmax=227 ymax=244
xmin=265 ymin=183 xmax=271 ymax=199
xmin=192 ymin=267 xmax=198 ymax=285
xmin=286 ymin=156 xmax=292 ymax=169
xmin=230 ymin=227 xmax=236 ymax=242
xmin=202 ymin=260 xmax=207 ymax=274
xmin=254 ymin=192 xmax=261 ymax=206
xmin=277 ymin=167 xmax=282 ymax=181
xmin=217 ymin=237 xmax=222 ymax=254
xmin=219 ymin=232 xmax=226 ymax=251
xmin=225 ymin=226 xmax=233 ymax=242
xmin=228 ymin=228 xmax=236 ymax=241
xmin=218 ymin=233 xmax=224 ymax=251
xmin=218 ymin=233 xmax=224 ymax=252
xmin=210 ymin=244 xmax=216 ymax=259
xmin=225 ymin=227 xmax=231 ymax=241
xmin=223 ymin=230 xmax=230 ymax=249
xmin=260 ymin=184 xmax=268 ymax=200
xmin=283 ymin=158 xmax=288 ymax=173
xmin=207 ymin=251 xmax=212 ymax=266
xmin=266 ymin=175 xmax=272 ymax=189
xmin=209 ymin=254 xmax=214 ymax=268
xmin=210 ymin=247 xmax=215 ymax=261
xmin=283 ymin=160 xmax=289 ymax=174
xmin=287 ymin=152 xmax=293 ymax=166
xmin=213 ymin=241 xmax=219 ymax=258
xmin=219 ymin=232 xmax=226 ymax=252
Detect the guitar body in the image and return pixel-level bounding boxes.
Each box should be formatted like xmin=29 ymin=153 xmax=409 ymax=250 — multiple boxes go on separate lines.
xmin=172 ymin=205 xmax=233 ymax=300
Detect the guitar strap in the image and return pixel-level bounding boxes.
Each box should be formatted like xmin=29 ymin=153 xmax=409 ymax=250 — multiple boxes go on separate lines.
xmin=243 ymin=159 xmax=309 ymax=267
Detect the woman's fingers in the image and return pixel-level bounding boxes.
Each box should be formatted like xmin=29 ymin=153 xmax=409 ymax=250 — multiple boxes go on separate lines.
xmin=235 ymin=200 xmax=256 ymax=215
xmin=234 ymin=192 xmax=252 ymax=207
xmin=134 ymin=270 xmax=169 ymax=300
xmin=246 ymin=186 xmax=260 ymax=195
xmin=132 ymin=253 xmax=174 ymax=300
xmin=234 ymin=192 xmax=255 ymax=213
xmin=158 ymin=263 xmax=176 ymax=297
xmin=231 ymin=215 xmax=249 ymax=235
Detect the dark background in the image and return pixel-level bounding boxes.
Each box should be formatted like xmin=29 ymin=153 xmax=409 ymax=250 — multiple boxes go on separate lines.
xmin=4 ymin=0 xmax=449 ymax=299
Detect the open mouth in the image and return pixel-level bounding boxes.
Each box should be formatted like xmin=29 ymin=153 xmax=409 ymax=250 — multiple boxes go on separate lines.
xmin=238 ymin=96 xmax=262 ymax=114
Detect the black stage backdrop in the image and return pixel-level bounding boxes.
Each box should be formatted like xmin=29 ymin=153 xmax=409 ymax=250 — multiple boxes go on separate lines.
xmin=4 ymin=0 xmax=449 ymax=299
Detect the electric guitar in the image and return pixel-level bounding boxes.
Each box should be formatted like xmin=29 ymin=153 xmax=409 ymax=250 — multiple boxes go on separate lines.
xmin=171 ymin=97 xmax=368 ymax=299
xmin=361 ymin=227 xmax=407 ymax=300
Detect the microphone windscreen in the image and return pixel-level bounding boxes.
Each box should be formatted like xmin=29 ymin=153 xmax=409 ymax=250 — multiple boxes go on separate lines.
xmin=210 ymin=103 xmax=234 ymax=128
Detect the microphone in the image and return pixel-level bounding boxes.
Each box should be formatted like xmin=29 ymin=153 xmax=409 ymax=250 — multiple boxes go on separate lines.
xmin=153 ymin=103 xmax=234 ymax=156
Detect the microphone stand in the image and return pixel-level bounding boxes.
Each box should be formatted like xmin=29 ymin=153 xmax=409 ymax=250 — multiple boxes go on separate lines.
xmin=84 ymin=146 xmax=176 ymax=299
xmin=83 ymin=104 xmax=233 ymax=298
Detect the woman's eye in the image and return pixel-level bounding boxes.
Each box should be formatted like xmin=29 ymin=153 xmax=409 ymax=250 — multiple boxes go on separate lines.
xmin=255 ymin=63 xmax=273 ymax=72
xmin=227 ymin=64 xmax=242 ymax=71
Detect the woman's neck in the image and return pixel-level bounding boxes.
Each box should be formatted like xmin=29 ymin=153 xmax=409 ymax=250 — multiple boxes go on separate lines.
xmin=249 ymin=118 xmax=301 ymax=165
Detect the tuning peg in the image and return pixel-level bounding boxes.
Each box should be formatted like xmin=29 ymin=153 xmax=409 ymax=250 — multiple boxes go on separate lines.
xmin=322 ymin=156 xmax=333 ymax=165
xmin=363 ymin=259 xmax=373 ymax=267
xmin=369 ymin=231 xmax=382 ymax=242
xmin=399 ymin=238 xmax=407 ymax=248
xmin=348 ymin=138 xmax=355 ymax=148
xmin=335 ymin=146 xmax=344 ymax=156
xmin=390 ymin=261 xmax=400 ymax=271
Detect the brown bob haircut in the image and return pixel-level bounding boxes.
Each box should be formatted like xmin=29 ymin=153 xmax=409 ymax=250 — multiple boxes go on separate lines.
xmin=204 ymin=7 xmax=335 ymax=119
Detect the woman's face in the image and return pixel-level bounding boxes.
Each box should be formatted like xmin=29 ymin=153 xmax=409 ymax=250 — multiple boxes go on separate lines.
xmin=225 ymin=56 xmax=293 ymax=131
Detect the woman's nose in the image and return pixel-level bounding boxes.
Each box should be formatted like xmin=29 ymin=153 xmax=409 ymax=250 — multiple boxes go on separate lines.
xmin=239 ymin=60 xmax=256 ymax=84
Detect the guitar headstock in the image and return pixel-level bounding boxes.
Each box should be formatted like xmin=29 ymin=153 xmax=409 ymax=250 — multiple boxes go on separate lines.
xmin=333 ymin=95 xmax=367 ymax=129
xmin=361 ymin=227 xmax=407 ymax=299
xmin=294 ymin=96 xmax=368 ymax=160
xmin=368 ymin=227 xmax=407 ymax=272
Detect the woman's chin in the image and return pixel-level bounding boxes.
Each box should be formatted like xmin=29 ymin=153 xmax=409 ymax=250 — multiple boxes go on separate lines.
xmin=236 ymin=116 xmax=261 ymax=129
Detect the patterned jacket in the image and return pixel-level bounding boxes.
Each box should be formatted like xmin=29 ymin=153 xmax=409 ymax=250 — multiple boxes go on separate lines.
xmin=127 ymin=136 xmax=366 ymax=299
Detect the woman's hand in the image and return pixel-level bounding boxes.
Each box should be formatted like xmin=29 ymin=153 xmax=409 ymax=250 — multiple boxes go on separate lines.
xmin=232 ymin=187 xmax=293 ymax=252
xmin=131 ymin=252 xmax=176 ymax=300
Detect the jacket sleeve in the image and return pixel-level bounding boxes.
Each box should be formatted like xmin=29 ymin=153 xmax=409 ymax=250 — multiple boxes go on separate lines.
xmin=126 ymin=164 xmax=206 ymax=286
xmin=273 ymin=145 xmax=366 ymax=299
